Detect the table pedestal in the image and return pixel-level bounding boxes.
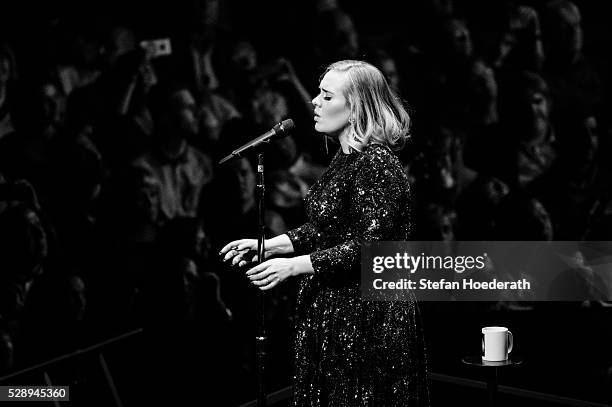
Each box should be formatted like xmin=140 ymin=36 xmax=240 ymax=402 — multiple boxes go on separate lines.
xmin=462 ymin=356 xmax=523 ymax=407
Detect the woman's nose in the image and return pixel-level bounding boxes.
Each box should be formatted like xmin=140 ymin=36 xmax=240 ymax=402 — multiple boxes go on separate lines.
xmin=311 ymin=96 xmax=319 ymax=107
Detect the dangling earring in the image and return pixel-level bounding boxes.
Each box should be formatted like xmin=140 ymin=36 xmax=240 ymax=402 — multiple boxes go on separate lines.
xmin=348 ymin=117 xmax=361 ymax=152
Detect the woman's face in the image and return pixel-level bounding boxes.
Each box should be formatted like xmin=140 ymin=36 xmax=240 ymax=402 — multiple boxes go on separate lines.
xmin=312 ymin=70 xmax=351 ymax=137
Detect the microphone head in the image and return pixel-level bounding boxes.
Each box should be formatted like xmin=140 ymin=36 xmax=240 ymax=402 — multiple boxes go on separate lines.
xmin=273 ymin=119 xmax=295 ymax=137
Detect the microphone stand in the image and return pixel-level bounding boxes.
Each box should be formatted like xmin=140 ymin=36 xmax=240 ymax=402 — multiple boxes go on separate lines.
xmin=219 ymin=119 xmax=294 ymax=406
xmin=255 ymin=152 xmax=267 ymax=407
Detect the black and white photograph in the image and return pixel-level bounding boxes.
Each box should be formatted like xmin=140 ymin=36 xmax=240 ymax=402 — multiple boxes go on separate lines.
xmin=0 ymin=0 xmax=611 ymax=405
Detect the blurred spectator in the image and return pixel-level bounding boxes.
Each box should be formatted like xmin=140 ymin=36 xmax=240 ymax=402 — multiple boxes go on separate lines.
xmin=94 ymin=49 xmax=158 ymax=168
xmin=0 ymin=203 xmax=48 ymax=325
xmin=147 ymin=217 xmax=229 ymax=322
xmin=131 ymin=82 xmax=213 ymax=224
xmin=410 ymin=125 xmax=475 ymax=206
xmin=490 ymin=4 xmax=544 ymax=72
xmin=493 ymin=192 xmax=553 ymax=240
xmin=194 ymin=88 xmax=240 ymax=153
xmin=266 ymin=170 xmax=308 ymax=231
xmin=40 ymin=78 xmax=67 ymax=141
xmin=215 ymin=39 xmax=313 ymax=161
xmin=400 ymin=0 xmax=455 ymax=52
xmin=104 ymin=25 xmax=137 ymax=68
xmin=42 ymin=89 xmax=105 ymax=289
xmin=26 ymin=273 xmax=87 ymax=323
xmin=19 ymin=272 xmax=89 ymax=366
xmin=0 ymin=42 xmax=17 ymax=142
xmin=462 ymin=59 xmax=502 ymax=175
xmin=0 ymin=324 xmax=13 ymax=374
xmin=146 ymin=218 xmax=202 ymax=321
xmin=216 ymin=83 xmax=306 ymax=230
xmin=541 ymin=0 xmax=583 ymax=70
xmin=455 ymin=176 xmax=509 ymax=240
xmin=424 ymin=17 xmax=477 ymax=129
xmin=206 ymin=157 xmax=285 ymax=248
xmin=313 ymin=8 xmax=360 ymax=67
xmin=215 ymin=39 xmax=261 ymax=113
xmin=0 ymin=43 xmax=20 ymax=179
xmin=369 ymin=49 xmax=402 ymax=94
xmin=216 ymin=85 xmax=298 ymax=168
xmin=467 ymin=60 xmax=499 ymax=127
xmin=170 ymin=0 xmax=229 ymax=97
xmin=415 ymin=203 xmax=457 ymax=242
xmin=56 ymin=24 xmax=103 ymax=96
xmin=540 ymin=0 xmax=603 ymax=168
xmin=537 ymin=116 xmax=600 ymax=240
xmin=495 ymin=71 xmax=557 ymax=188
xmin=0 ymin=203 xmax=47 ymax=281
xmin=440 ymin=17 xmax=474 ymax=65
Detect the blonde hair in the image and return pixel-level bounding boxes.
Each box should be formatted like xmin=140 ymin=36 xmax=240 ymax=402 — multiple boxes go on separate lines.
xmin=323 ymin=60 xmax=410 ymax=151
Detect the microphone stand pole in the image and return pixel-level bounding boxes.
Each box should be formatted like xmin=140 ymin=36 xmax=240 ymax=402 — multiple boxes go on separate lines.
xmin=255 ymin=152 xmax=267 ymax=407
xmin=219 ymin=119 xmax=295 ymax=406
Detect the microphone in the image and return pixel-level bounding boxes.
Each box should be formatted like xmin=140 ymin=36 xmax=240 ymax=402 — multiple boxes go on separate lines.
xmin=219 ymin=119 xmax=295 ymax=164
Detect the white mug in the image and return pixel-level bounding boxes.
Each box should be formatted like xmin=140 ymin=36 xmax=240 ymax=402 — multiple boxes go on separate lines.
xmin=481 ymin=326 xmax=513 ymax=361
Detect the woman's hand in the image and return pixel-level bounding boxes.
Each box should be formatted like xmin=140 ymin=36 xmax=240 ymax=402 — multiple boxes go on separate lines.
xmin=246 ymin=255 xmax=313 ymax=291
xmin=220 ymin=239 xmax=266 ymax=267
xmin=220 ymin=234 xmax=295 ymax=267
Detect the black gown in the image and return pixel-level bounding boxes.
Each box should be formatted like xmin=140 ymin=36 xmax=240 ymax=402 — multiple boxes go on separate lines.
xmin=286 ymin=143 xmax=430 ymax=406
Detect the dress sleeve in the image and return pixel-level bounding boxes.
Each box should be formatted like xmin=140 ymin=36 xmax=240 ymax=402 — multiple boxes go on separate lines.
xmin=286 ymin=222 xmax=317 ymax=255
xmin=309 ymin=153 xmax=406 ymax=276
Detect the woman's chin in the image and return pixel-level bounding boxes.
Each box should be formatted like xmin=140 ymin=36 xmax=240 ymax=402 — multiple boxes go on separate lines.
xmin=315 ymin=123 xmax=336 ymax=134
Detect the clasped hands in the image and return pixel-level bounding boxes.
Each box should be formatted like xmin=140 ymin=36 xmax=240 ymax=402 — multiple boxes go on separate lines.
xmin=219 ymin=239 xmax=312 ymax=291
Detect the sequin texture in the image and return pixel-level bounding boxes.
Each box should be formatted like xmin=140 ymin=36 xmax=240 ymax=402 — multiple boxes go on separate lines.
xmin=286 ymin=144 xmax=430 ymax=406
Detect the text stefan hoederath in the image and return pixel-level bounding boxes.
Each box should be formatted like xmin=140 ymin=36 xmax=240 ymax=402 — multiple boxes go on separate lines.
xmin=370 ymin=252 xmax=531 ymax=291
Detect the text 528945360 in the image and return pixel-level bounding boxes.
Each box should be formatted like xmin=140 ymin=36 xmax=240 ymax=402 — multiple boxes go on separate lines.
xmin=0 ymin=386 xmax=69 ymax=401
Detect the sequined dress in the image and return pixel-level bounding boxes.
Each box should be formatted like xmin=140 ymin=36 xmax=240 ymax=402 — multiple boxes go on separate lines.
xmin=286 ymin=143 xmax=429 ymax=406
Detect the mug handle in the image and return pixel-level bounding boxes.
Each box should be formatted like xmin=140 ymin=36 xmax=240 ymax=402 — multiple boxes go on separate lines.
xmin=481 ymin=335 xmax=485 ymax=356
xmin=507 ymin=331 xmax=514 ymax=354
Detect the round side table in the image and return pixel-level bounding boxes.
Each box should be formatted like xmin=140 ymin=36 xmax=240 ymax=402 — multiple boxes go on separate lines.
xmin=462 ymin=356 xmax=523 ymax=407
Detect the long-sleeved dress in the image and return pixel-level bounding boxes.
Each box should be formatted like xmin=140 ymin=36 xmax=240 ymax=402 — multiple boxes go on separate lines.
xmin=286 ymin=143 xmax=430 ymax=406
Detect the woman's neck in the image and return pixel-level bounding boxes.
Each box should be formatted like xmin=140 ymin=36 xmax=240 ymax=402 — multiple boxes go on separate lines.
xmin=338 ymin=127 xmax=353 ymax=154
